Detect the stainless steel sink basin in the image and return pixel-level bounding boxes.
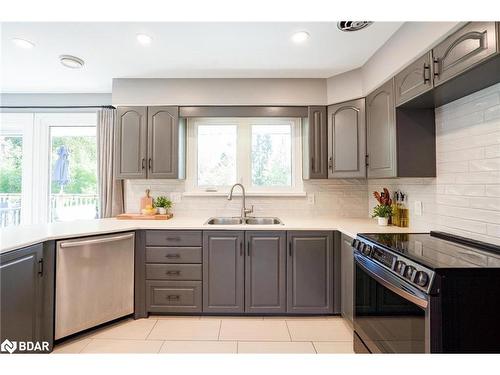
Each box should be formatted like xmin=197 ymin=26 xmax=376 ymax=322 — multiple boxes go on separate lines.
xmin=205 ymin=217 xmax=244 ymax=225
xmin=205 ymin=216 xmax=283 ymax=225
xmin=245 ymin=217 xmax=283 ymax=225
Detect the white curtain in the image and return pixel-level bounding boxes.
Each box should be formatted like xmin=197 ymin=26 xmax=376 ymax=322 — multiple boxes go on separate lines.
xmin=97 ymin=108 xmax=124 ymax=217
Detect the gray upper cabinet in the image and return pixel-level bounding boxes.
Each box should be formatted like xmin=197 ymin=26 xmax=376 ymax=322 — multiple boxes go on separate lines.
xmin=287 ymin=231 xmax=334 ymax=314
xmin=203 ymin=231 xmax=245 ymax=313
xmin=147 ymin=106 xmax=179 ymax=179
xmin=115 ymin=106 xmax=185 ymax=179
xmin=433 ymin=22 xmax=498 ymax=86
xmin=245 ymin=231 xmax=286 ymax=314
xmin=115 ymin=107 xmax=148 ymax=179
xmin=340 ymin=234 xmax=354 ymax=325
xmin=395 ymin=52 xmax=433 ymax=106
xmin=303 ymin=106 xmax=328 ymax=179
xmin=366 ymin=79 xmax=397 ymax=179
xmin=327 ymin=98 xmax=366 ymax=179
xmin=1 ymin=243 xmax=54 ymax=352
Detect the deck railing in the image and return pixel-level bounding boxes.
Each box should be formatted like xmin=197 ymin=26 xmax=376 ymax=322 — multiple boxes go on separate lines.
xmin=0 ymin=193 xmax=99 ymax=228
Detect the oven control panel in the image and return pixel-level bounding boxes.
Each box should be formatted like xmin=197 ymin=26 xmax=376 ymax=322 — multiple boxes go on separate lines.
xmin=371 ymin=246 xmax=396 ymax=269
xmin=352 ymin=237 xmax=435 ymax=293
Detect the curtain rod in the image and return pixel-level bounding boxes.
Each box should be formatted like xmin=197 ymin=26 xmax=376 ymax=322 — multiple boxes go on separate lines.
xmin=0 ymin=105 xmax=115 ymax=109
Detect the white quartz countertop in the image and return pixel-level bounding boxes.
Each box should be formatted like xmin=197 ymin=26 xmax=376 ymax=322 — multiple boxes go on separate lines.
xmin=0 ymin=216 xmax=418 ymax=254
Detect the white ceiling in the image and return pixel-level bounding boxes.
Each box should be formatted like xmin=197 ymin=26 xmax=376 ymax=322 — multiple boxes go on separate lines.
xmin=1 ymin=22 xmax=403 ymax=93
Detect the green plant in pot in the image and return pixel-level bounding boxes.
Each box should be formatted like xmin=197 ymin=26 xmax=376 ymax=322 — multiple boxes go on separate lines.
xmin=372 ymin=204 xmax=392 ymax=226
xmin=153 ymin=196 xmax=172 ymax=215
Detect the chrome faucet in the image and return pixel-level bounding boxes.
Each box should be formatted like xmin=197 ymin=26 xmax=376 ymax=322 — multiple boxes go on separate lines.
xmin=227 ymin=183 xmax=253 ymax=219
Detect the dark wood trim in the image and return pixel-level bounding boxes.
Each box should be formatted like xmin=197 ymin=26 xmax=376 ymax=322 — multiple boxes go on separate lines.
xmin=179 ymin=106 xmax=308 ymax=118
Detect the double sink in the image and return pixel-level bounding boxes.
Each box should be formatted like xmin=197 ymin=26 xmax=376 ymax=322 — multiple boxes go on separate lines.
xmin=205 ymin=217 xmax=283 ymax=225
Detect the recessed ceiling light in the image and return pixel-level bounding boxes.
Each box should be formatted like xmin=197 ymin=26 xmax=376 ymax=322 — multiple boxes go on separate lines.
xmin=59 ymin=55 xmax=85 ymax=69
xmin=12 ymin=38 xmax=35 ymax=49
xmin=136 ymin=33 xmax=153 ymax=45
xmin=291 ymin=31 xmax=310 ymax=44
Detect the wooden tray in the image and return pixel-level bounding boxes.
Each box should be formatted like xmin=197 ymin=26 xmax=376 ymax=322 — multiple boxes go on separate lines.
xmin=116 ymin=213 xmax=173 ymax=220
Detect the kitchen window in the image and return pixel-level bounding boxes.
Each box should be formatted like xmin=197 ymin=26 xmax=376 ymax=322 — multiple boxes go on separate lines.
xmin=186 ymin=117 xmax=303 ymax=194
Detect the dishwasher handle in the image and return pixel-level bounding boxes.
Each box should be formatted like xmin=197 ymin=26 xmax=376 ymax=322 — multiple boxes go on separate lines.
xmin=59 ymin=233 xmax=135 ymax=248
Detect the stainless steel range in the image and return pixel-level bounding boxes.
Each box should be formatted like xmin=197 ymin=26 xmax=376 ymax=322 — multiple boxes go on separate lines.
xmin=352 ymin=231 xmax=500 ymax=353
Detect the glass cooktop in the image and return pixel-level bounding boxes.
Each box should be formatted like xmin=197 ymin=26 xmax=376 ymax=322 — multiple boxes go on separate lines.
xmin=358 ymin=231 xmax=500 ymax=269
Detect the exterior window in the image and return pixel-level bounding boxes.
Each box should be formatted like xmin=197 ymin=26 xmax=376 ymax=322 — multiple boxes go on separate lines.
xmin=186 ymin=118 xmax=302 ymax=194
xmin=0 ymin=112 xmax=98 ymax=227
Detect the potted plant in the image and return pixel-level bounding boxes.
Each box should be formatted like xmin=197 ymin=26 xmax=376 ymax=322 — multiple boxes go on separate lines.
xmin=372 ymin=204 xmax=392 ymax=226
xmin=372 ymin=188 xmax=393 ymax=226
xmin=153 ymin=196 xmax=172 ymax=215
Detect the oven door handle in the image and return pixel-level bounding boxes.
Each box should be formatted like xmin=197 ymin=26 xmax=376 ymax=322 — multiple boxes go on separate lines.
xmin=354 ymin=252 xmax=429 ymax=309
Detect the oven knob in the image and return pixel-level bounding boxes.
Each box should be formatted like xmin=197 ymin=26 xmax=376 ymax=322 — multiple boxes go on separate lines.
xmin=404 ymin=266 xmax=416 ymax=280
xmin=394 ymin=260 xmax=406 ymax=275
xmin=414 ymin=271 xmax=429 ymax=287
xmin=357 ymin=241 xmax=364 ymax=251
xmin=362 ymin=244 xmax=372 ymax=256
xmin=352 ymin=239 xmax=358 ymax=248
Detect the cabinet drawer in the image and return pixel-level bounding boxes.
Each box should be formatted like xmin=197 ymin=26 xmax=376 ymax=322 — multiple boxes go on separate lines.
xmin=146 ymin=281 xmax=202 ymax=313
xmin=146 ymin=264 xmax=202 ymax=281
xmin=146 ymin=247 xmax=202 ymax=263
xmin=146 ymin=230 xmax=202 ymax=247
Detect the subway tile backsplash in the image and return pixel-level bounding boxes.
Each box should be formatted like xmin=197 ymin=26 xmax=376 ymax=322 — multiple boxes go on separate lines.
xmin=124 ymin=179 xmax=369 ymax=219
xmin=369 ymin=82 xmax=500 ymax=245
xmin=124 ymin=83 xmax=500 ymax=245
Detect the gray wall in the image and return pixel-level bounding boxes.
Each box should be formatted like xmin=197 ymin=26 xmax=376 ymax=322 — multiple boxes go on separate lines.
xmin=112 ymin=78 xmax=327 ymax=106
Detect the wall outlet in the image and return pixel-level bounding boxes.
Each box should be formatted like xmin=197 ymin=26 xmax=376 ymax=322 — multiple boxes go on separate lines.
xmin=170 ymin=192 xmax=182 ymax=203
xmin=307 ymin=193 xmax=315 ymax=205
xmin=414 ymin=201 xmax=423 ymax=216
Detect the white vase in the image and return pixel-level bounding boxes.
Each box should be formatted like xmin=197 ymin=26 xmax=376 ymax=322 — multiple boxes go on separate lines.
xmin=377 ymin=217 xmax=389 ymax=226
xmin=157 ymin=207 xmax=167 ymax=215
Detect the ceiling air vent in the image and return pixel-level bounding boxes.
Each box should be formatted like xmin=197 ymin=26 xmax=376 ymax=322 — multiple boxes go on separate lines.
xmin=337 ymin=21 xmax=374 ymax=32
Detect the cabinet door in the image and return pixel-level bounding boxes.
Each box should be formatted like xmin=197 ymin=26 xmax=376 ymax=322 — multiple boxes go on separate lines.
xmin=287 ymin=231 xmax=333 ymax=314
xmin=366 ymin=79 xmax=397 ymax=178
xmin=147 ymin=106 xmax=179 ymax=179
xmin=115 ymin=106 xmax=147 ymax=179
xmin=0 ymin=244 xmax=43 ymax=350
xmin=433 ymin=22 xmax=498 ymax=86
xmin=245 ymin=231 xmax=286 ymax=313
xmin=395 ymin=52 xmax=433 ymax=106
xmin=305 ymin=106 xmax=328 ymax=179
xmin=340 ymin=234 xmax=354 ymax=324
xmin=203 ymin=231 xmax=245 ymax=313
xmin=327 ymin=98 xmax=366 ymax=178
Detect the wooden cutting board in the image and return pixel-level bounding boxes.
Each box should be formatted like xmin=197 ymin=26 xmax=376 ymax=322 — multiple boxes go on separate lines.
xmin=140 ymin=189 xmax=153 ymax=210
xmin=116 ymin=213 xmax=173 ymax=220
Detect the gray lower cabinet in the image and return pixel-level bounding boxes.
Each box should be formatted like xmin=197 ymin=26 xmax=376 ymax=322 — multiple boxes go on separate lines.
xmin=327 ymin=98 xmax=366 ymax=179
xmin=340 ymin=234 xmax=354 ymax=325
xmin=115 ymin=106 xmax=148 ymax=179
xmin=245 ymin=231 xmax=286 ymax=313
xmin=287 ymin=231 xmax=334 ymax=314
xmin=366 ymin=79 xmax=398 ymax=178
xmin=432 ymin=22 xmax=498 ymax=87
xmin=395 ymin=52 xmax=433 ymax=106
xmin=303 ymin=106 xmax=328 ymax=179
xmin=115 ymin=106 xmax=185 ymax=180
xmin=0 ymin=243 xmax=54 ymax=352
xmin=144 ymin=230 xmax=203 ymax=314
xmin=203 ymin=231 xmax=245 ymax=313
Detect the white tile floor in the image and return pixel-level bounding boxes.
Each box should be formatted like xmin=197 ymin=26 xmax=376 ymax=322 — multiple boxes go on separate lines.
xmin=53 ymin=315 xmax=354 ymax=354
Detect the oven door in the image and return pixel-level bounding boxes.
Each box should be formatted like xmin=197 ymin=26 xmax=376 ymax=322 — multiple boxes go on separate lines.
xmin=353 ymin=251 xmax=428 ymax=353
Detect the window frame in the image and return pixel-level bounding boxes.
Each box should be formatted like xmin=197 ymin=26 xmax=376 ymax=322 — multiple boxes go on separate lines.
xmin=186 ymin=117 xmax=303 ymax=195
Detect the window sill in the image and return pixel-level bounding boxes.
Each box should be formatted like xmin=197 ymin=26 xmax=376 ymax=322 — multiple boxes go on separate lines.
xmin=182 ymin=191 xmax=307 ymax=197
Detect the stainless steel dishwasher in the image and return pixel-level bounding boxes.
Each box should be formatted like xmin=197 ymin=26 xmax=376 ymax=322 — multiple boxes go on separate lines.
xmin=55 ymin=232 xmax=135 ymax=340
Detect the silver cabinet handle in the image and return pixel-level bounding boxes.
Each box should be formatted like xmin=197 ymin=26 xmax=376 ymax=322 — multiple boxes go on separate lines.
xmin=423 ymin=63 xmax=431 ymax=83
xmin=149 ymin=158 xmax=152 ymax=170
xmin=59 ymin=233 xmax=134 ymax=248
xmin=433 ymin=58 xmax=440 ymax=78
xmin=166 ymin=295 xmax=180 ymax=300
xmin=141 ymin=158 xmax=146 ymax=170
xmin=166 ymin=270 xmax=181 ymax=276
xmin=165 ymin=254 xmax=180 ymax=258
